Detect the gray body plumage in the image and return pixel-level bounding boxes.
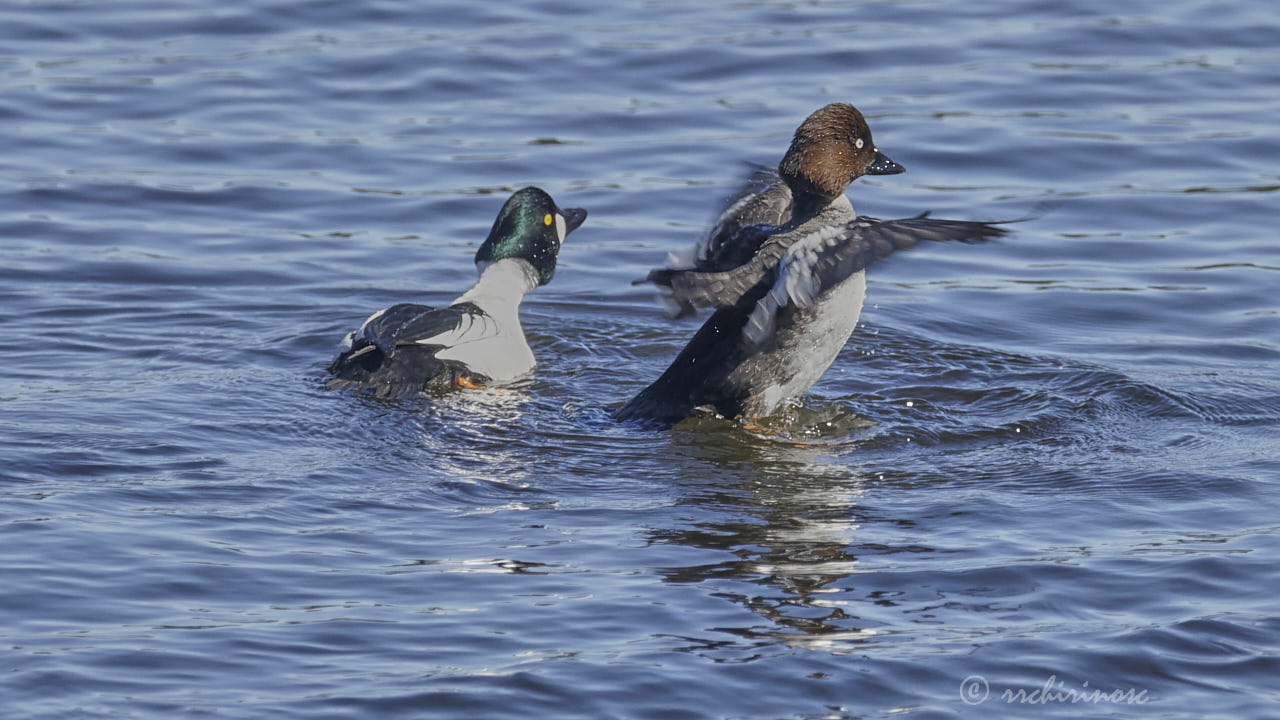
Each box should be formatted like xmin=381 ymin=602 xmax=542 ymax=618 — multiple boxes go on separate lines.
xmin=620 ymin=176 xmax=1006 ymax=425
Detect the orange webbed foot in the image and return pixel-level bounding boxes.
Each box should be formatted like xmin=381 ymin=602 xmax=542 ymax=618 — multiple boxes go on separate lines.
xmin=453 ymin=376 xmax=485 ymax=390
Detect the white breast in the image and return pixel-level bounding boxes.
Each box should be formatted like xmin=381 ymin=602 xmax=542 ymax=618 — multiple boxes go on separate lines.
xmin=433 ymin=308 xmax=536 ymax=383
xmin=439 ymin=258 xmax=541 ymax=383
xmin=734 ymin=270 xmax=867 ymax=416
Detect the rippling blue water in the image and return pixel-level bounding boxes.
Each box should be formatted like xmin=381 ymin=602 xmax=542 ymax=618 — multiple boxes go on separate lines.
xmin=3 ymin=1 xmax=1279 ymax=718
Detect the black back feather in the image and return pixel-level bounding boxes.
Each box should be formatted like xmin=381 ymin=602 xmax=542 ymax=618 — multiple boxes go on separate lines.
xmin=326 ymin=302 xmax=493 ymax=398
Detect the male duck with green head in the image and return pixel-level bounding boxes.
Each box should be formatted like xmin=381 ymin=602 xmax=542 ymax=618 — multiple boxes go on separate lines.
xmin=327 ymin=187 xmax=587 ymax=398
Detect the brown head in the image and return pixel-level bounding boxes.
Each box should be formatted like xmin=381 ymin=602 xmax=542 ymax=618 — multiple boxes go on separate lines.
xmin=777 ymin=103 xmax=904 ymax=200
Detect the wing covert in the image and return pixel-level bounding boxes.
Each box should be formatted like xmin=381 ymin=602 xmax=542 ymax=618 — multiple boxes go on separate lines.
xmin=353 ymin=302 xmax=496 ymax=356
xmin=741 ymin=214 xmax=1008 ymax=348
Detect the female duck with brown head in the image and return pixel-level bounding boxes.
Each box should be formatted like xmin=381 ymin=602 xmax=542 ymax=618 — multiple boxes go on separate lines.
xmin=618 ymin=103 xmax=1008 ymax=425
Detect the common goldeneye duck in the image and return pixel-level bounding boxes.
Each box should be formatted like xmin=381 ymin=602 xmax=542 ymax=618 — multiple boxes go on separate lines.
xmin=616 ymin=102 xmax=1008 ymax=425
xmin=327 ymin=187 xmax=586 ymax=398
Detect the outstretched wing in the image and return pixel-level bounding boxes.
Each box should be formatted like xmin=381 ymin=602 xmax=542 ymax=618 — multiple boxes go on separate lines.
xmin=640 ymin=224 xmax=786 ymax=317
xmin=692 ymin=166 xmax=792 ymax=268
xmin=741 ymin=214 xmax=1008 ymax=348
xmin=636 ymin=167 xmax=792 ymax=318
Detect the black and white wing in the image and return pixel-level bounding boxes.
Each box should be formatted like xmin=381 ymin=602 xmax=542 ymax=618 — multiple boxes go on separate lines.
xmin=327 ymin=302 xmax=498 ymax=397
xmin=639 ymin=167 xmax=792 ymax=317
xmin=691 ymin=166 xmax=792 ymax=269
xmin=618 ymin=214 xmax=1011 ymax=425
xmin=740 ymin=214 xmax=1008 ymax=348
xmin=350 ymin=302 xmax=497 ymax=355
xmin=640 ymin=223 xmax=786 ymax=317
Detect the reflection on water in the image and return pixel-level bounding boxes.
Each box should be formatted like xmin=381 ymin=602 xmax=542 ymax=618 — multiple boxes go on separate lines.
xmin=412 ymin=383 xmax=542 ymax=489
xmin=655 ymin=433 xmax=877 ymax=655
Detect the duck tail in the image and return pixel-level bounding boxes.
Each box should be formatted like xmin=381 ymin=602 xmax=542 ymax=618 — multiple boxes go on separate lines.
xmin=614 ymin=382 xmax=695 ymax=427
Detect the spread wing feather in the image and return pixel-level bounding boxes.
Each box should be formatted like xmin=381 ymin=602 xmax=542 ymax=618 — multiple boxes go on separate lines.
xmin=741 ymin=215 xmax=1008 ymax=348
xmin=641 ymin=225 xmax=785 ymax=316
xmin=640 ymin=167 xmax=792 ymax=318
xmin=692 ymin=166 xmax=792 ymax=268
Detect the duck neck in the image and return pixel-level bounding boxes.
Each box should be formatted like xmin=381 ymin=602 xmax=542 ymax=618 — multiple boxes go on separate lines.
xmin=789 ymin=190 xmax=840 ymax=226
xmin=453 ymin=258 xmax=540 ymax=312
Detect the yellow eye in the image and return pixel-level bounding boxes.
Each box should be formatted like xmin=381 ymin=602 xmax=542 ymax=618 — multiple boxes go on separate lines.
xmin=543 ymin=213 xmax=553 ymax=226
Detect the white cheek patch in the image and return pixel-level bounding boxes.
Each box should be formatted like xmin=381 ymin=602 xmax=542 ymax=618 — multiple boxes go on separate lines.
xmin=554 ymin=213 xmax=567 ymax=244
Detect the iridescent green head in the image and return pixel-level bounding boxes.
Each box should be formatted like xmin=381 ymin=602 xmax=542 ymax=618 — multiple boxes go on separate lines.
xmin=475 ymin=187 xmax=587 ymax=286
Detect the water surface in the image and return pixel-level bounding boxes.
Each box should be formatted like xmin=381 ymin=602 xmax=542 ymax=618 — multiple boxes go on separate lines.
xmin=3 ymin=1 xmax=1279 ymax=718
